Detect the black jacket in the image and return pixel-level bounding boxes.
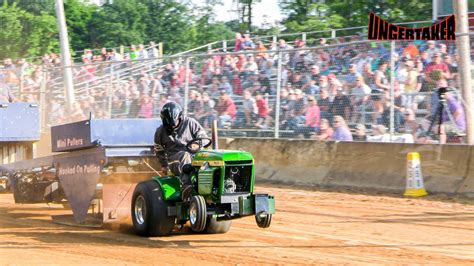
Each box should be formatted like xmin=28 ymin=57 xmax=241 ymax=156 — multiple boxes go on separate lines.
xmin=154 ymin=117 xmax=207 ymax=167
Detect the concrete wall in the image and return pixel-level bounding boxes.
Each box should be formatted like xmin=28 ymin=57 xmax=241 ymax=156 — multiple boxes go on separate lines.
xmin=220 ymin=138 xmax=474 ymax=197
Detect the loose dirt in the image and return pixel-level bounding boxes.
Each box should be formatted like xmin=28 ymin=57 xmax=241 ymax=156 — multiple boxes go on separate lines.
xmin=0 ymin=185 xmax=473 ymax=264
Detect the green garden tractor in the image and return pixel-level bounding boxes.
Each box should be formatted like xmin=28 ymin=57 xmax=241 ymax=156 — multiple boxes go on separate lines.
xmin=131 ymin=135 xmax=275 ymax=236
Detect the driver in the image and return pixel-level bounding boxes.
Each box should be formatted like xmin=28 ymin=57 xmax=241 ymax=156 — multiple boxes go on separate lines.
xmin=154 ymin=102 xmax=208 ymax=195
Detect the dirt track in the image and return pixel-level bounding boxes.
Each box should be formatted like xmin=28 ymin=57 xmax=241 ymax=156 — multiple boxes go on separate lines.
xmin=0 ymin=185 xmax=473 ymax=264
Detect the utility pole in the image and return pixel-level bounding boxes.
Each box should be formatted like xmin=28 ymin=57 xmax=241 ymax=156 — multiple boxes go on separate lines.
xmin=453 ymin=0 xmax=473 ymax=144
xmin=55 ymin=0 xmax=75 ymax=110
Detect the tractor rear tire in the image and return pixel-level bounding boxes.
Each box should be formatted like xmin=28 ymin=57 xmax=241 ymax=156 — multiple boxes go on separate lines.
xmin=204 ymin=217 xmax=232 ymax=234
xmin=189 ymin=195 xmax=207 ymax=232
xmin=255 ymin=212 xmax=272 ymax=228
xmin=131 ymin=180 xmax=175 ymax=237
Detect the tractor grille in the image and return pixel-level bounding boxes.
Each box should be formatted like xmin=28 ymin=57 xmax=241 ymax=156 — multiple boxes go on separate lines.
xmin=225 ymin=160 xmax=252 ymax=165
xmin=224 ymin=164 xmax=252 ymax=193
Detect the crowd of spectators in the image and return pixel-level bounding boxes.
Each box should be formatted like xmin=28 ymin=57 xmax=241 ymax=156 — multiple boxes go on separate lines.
xmin=0 ymin=33 xmax=469 ymax=144
xmin=144 ymin=33 xmax=466 ymax=144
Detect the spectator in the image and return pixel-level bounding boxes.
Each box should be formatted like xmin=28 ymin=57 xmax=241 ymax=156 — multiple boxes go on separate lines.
xmin=234 ymin=32 xmax=244 ymax=52
xmin=168 ymin=88 xmax=183 ymax=106
xmin=287 ymin=89 xmax=306 ymax=130
xmin=215 ymin=90 xmax=236 ymax=128
xmin=196 ymin=92 xmax=216 ymax=128
xmin=353 ymin=124 xmax=367 ymax=141
xmin=129 ymin=45 xmax=139 ymax=60
xmin=301 ymin=95 xmax=320 ymax=138
xmin=319 ymin=38 xmax=328 ymax=46
xmin=138 ymin=44 xmax=148 ymax=59
xmin=331 ymin=115 xmax=353 ymax=141
xmin=318 ymin=89 xmax=332 ymax=122
xmin=138 ymin=95 xmax=153 ymax=118
xmin=187 ymin=90 xmax=203 ymax=118
xmin=372 ymin=60 xmax=390 ymax=123
xmin=0 ymin=82 xmax=14 ymax=103
xmin=403 ymin=108 xmax=419 ymax=140
xmin=329 ymin=87 xmax=352 ymax=121
xmin=443 ymin=54 xmax=458 ymax=82
xmin=361 ymin=62 xmax=375 ymax=86
xmin=439 ymin=90 xmax=466 ymax=144
xmin=302 ymin=78 xmax=319 ymax=95
xmin=156 ymin=94 xmax=170 ymax=114
xmin=149 ymin=41 xmax=159 ymax=58
xmin=318 ymin=75 xmax=329 ymax=92
xmin=350 ymin=75 xmax=371 ymax=123
xmin=438 ymin=43 xmax=448 ymax=57
xmin=219 ymin=76 xmax=233 ymax=95
xmin=241 ymin=33 xmax=255 ymax=50
xmin=255 ymin=92 xmax=269 ymax=128
xmin=232 ymin=71 xmax=243 ymax=95
xmin=424 ymin=40 xmax=439 ymax=59
xmin=344 ymin=63 xmax=360 ymax=90
xmin=256 ymin=41 xmax=268 ymax=58
xmin=291 ymin=71 xmax=304 ymax=90
xmin=381 ymin=83 xmax=407 ymax=132
xmin=403 ymin=43 xmax=420 ymax=59
xmin=309 ymin=65 xmax=321 ymax=85
xmin=423 ymin=52 xmax=450 ymax=92
xmin=236 ymin=89 xmax=257 ymax=127
xmin=313 ymin=118 xmax=333 ymax=141
xmin=351 ymin=51 xmax=372 ymax=74
xmin=367 ymin=124 xmax=391 ymax=142
xmin=278 ymin=39 xmax=292 ymax=66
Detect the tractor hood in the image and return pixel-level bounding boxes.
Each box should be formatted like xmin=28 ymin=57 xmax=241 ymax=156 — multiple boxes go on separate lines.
xmin=193 ymin=150 xmax=253 ymax=162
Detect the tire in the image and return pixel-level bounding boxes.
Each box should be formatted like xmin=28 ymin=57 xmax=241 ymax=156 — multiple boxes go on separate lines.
xmin=204 ymin=217 xmax=232 ymax=234
xmin=189 ymin=195 xmax=207 ymax=232
xmin=255 ymin=212 xmax=272 ymax=228
xmin=131 ymin=180 xmax=175 ymax=237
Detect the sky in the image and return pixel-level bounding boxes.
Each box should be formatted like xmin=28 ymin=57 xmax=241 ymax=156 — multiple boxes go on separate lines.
xmin=192 ymin=0 xmax=284 ymax=27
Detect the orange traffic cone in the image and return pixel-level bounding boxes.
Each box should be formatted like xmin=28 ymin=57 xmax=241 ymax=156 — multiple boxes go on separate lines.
xmin=404 ymin=152 xmax=428 ymax=197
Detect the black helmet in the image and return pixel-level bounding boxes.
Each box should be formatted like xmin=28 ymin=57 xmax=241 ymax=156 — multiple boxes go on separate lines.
xmin=160 ymin=102 xmax=183 ymax=131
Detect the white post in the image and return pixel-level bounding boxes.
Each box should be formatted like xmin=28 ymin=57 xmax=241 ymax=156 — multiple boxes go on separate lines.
xmin=454 ymin=0 xmax=474 ymax=144
xmin=389 ymin=40 xmax=395 ymax=141
xmin=55 ymin=0 xmax=75 ymax=110
xmin=274 ymin=52 xmax=282 ymax=139
xmin=432 ymin=0 xmax=438 ymax=21
xmin=183 ymin=57 xmax=190 ymax=117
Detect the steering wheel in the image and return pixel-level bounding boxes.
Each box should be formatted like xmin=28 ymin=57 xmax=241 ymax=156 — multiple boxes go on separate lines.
xmin=186 ymin=137 xmax=212 ymax=153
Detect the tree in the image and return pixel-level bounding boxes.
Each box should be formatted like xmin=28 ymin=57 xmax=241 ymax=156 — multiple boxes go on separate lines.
xmin=193 ymin=0 xmax=234 ymax=47
xmin=88 ymin=0 xmax=147 ymax=49
xmin=0 ymin=2 xmax=58 ymax=60
xmin=236 ymin=0 xmax=261 ymax=33
xmin=140 ymin=0 xmax=197 ymax=53
xmin=63 ymin=0 xmax=98 ymax=54
xmin=3 ymin=0 xmax=55 ymax=16
xmin=280 ymin=0 xmax=432 ymax=33
xmin=280 ymin=1 xmax=345 ymax=33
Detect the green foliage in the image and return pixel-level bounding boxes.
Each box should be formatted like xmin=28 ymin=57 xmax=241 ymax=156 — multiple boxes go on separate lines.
xmin=0 ymin=2 xmax=58 ymax=60
xmin=2 ymin=0 xmax=55 ymax=16
xmin=0 ymin=0 xmax=435 ymax=60
xmin=89 ymin=0 xmax=147 ymax=49
xmin=141 ymin=0 xmax=196 ymax=53
xmin=64 ymin=0 xmax=98 ymax=53
xmin=280 ymin=0 xmax=432 ymax=33
xmin=193 ymin=0 xmax=234 ymax=49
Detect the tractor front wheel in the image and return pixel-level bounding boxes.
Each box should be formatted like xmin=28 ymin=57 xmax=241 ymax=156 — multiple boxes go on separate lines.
xmin=189 ymin=195 xmax=207 ymax=232
xmin=255 ymin=212 xmax=272 ymax=228
xmin=131 ymin=180 xmax=175 ymax=236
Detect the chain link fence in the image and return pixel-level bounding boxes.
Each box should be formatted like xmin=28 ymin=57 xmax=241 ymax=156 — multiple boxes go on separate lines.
xmin=1 ymin=33 xmax=472 ymax=144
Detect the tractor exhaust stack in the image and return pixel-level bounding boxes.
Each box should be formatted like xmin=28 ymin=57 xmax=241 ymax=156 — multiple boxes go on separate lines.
xmin=212 ymin=120 xmax=218 ymax=150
